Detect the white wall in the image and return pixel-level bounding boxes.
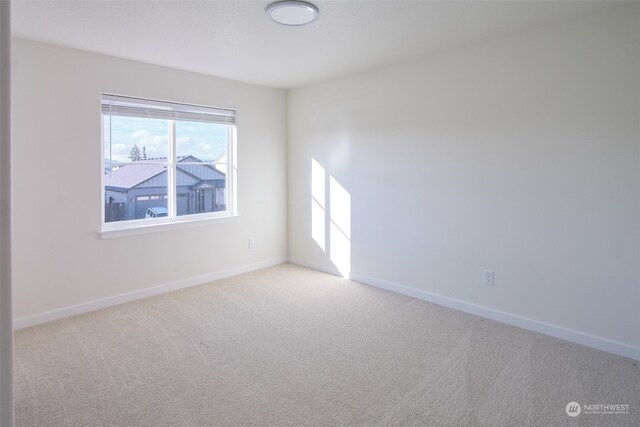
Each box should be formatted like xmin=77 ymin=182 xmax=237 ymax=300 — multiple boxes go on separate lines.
xmin=12 ymin=39 xmax=288 ymax=321
xmin=288 ymin=4 xmax=640 ymax=356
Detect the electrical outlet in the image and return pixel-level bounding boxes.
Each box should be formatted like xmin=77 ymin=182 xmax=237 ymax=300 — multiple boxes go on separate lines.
xmin=483 ymin=270 xmax=494 ymax=286
xmin=248 ymin=239 xmax=255 ymax=249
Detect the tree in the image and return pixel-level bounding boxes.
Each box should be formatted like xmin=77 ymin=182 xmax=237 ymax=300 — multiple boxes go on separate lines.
xmin=129 ymin=144 xmax=141 ymax=161
xmin=142 ymin=146 xmax=147 ymax=160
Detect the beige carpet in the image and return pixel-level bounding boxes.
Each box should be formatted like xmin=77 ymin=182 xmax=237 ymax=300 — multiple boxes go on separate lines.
xmin=15 ymin=264 xmax=639 ymax=426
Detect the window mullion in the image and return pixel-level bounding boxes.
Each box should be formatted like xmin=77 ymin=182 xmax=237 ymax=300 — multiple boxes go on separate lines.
xmin=230 ymin=125 xmax=237 ymax=215
xmin=168 ymin=120 xmax=177 ymax=219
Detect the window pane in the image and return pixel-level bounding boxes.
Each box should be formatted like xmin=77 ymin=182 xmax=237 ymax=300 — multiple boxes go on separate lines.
xmin=176 ymin=121 xmax=227 ymax=164
xmin=104 ymin=164 xmax=168 ymax=223
xmin=175 ymin=121 xmax=228 ymax=216
xmin=103 ymin=115 xmax=169 ymax=167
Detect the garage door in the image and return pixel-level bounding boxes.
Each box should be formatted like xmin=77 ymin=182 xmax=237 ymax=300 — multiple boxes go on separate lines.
xmin=134 ymin=195 xmax=167 ymax=219
xmin=134 ymin=194 xmax=189 ymax=218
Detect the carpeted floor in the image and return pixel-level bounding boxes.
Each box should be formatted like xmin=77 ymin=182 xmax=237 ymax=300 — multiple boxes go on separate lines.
xmin=15 ymin=263 xmax=639 ymax=426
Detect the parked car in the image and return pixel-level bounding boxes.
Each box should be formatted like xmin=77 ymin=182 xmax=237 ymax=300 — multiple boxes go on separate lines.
xmin=145 ymin=207 xmax=168 ymax=218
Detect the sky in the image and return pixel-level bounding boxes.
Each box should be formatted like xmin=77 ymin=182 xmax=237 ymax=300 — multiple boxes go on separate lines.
xmin=104 ymin=115 xmax=227 ymax=164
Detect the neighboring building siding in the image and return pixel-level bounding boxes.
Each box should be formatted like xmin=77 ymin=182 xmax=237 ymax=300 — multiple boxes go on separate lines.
xmin=135 ymin=172 xmax=167 ymax=188
xmin=175 ymin=170 xmax=201 ymax=186
xmin=178 ymin=164 xmax=225 ymax=181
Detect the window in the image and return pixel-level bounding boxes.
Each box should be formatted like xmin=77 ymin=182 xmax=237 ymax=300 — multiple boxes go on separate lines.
xmin=101 ymin=94 xmax=236 ymax=231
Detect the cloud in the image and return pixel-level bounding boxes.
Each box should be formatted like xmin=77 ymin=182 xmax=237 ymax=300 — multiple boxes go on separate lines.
xmin=130 ymin=129 xmax=152 ymax=140
xmin=106 ymin=116 xmax=227 ymax=163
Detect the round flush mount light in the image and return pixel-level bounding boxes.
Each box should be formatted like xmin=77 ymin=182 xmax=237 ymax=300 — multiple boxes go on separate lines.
xmin=266 ymin=0 xmax=319 ymax=26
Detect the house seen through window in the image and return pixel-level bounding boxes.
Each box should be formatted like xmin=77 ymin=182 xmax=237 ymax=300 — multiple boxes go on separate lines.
xmin=102 ymin=94 xmax=236 ymax=230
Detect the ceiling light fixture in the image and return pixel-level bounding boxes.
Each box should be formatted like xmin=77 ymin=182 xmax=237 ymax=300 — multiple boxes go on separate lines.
xmin=266 ymin=0 xmax=319 ymax=26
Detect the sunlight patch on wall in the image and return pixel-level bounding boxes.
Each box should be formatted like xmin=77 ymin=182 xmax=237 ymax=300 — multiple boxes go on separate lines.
xmin=310 ymin=157 xmax=351 ymax=278
xmin=329 ymin=177 xmax=351 ymax=277
xmin=311 ymin=158 xmax=326 ymax=251
xmin=329 ymin=177 xmax=350 ymax=239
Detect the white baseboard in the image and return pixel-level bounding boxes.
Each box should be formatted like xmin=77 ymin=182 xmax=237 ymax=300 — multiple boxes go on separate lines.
xmin=15 ymin=256 xmax=639 ymax=361
xmin=347 ymin=272 xmax=639 ymax=361
xmin=14 ymin=257 xmax=288 ymax=330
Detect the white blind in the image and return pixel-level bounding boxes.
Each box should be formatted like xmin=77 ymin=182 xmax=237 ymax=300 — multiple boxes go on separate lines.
xmin=101 ymin=94 xmax=236 ymax=125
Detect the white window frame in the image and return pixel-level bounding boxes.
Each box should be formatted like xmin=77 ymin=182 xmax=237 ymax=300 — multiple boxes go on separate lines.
xmin=100 ymin=93 xmax=238 ymax=236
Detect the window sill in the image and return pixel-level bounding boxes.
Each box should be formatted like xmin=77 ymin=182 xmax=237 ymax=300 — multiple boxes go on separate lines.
xmin=99 ymin=214 xmax=240 ymax=239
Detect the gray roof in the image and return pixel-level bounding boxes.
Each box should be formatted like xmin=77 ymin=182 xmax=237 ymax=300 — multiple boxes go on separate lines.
xmin=104 ymin=156 xmax=225 ymax=190
xmin=104 ymin=162 xmax=167 ymax=190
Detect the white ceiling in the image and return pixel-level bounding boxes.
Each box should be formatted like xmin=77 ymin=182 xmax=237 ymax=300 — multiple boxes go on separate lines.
xmin=12 ymin=0 xmax=615 ymax=89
